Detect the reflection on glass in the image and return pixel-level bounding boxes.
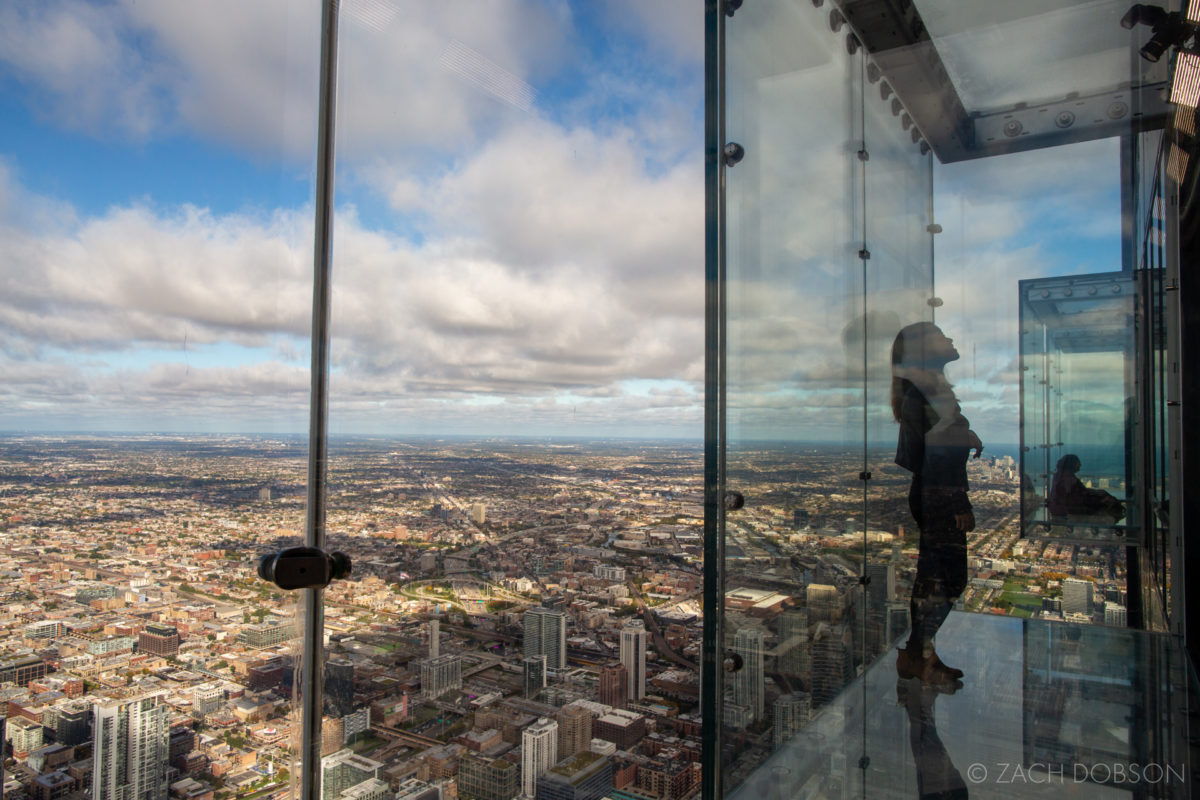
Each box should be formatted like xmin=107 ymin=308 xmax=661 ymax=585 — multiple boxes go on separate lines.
xmin=717 ymin=0 xmax=1193 ymax=797
xmin=892 ymin=322 xmax=979 ymax=686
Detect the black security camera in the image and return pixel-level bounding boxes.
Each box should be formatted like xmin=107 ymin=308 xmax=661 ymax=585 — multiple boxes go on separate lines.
xmin=1121 ymin=4 xmax=1197 ymax=63
xmin=258 ymin=546 xmax=351 ymax=590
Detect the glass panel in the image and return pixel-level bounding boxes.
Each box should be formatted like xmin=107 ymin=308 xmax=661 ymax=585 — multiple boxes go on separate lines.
xmin=0 ymin=2 xmax=318 ymax=799
xmin=326 ymin=4 xmax=704 ymax=800
xmin=718 ymin=0 xmax=1194 ymax=796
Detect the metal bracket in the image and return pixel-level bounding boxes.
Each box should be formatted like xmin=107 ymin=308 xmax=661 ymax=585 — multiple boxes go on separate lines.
xmin=258 ymin=546 xmax=351 ymax=590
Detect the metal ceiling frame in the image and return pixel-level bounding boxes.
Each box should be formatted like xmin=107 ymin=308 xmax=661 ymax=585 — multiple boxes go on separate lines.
xmin=836 ymin=0 xmax=1171 ymax=162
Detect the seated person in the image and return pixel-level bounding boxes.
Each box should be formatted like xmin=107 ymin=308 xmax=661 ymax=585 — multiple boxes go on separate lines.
xmin=1048 ymin=454 xmax=1124 ymax=522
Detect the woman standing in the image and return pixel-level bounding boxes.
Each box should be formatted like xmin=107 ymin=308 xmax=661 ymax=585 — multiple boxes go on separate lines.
xmin=891 ymin=322 xmax=982 ymax=684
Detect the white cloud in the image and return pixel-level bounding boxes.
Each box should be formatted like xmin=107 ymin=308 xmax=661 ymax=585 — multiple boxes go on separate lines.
xmin=0 ymin=133 xmax=703 ymax=433
xmin=0 ymin=0 xmax=572 ymax=159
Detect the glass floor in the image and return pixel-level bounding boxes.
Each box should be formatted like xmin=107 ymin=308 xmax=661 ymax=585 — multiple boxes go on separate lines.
xmin=728 ymin=612 xmax=1199 ymax=799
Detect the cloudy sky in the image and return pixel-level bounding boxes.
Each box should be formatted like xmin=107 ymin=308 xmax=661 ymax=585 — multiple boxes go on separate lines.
xmin=0 ymin=0 xmax=1130 ymax=444
xmin=0 ymin=0 xmax=703 ymax=437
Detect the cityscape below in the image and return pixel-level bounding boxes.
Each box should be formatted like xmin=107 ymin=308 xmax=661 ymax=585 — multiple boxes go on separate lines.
xmin=0 ymin=434 xmax=1128 ymax=800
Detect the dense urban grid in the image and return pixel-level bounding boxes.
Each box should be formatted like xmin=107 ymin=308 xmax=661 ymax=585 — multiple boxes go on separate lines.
xmin=0 ymin=435 xmax=1126 ymax=800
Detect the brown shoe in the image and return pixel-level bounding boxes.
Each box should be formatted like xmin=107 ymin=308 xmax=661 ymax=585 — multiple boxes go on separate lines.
xmin=930 ymin=651 xmax=964 ymax=680
xmin=897 ymin=647 xmax=960 ymax=686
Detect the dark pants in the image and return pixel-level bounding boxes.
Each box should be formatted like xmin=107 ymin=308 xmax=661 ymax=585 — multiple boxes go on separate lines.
xmin=906 ymin=477 xmax=968 ymax=655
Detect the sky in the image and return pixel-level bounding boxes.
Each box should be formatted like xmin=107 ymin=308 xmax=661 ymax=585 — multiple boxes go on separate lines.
xmin=0 ymin=0 xmax=705 ymax=438
xmin=0 ymin=1 xmax=1131 ymax=444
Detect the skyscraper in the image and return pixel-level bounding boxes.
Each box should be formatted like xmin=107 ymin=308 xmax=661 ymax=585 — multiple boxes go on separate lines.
xmin=556 ymin=704 xmax=593 ymax=759
xmin=92 ymin=690 xmax=170 ymax=800
xmin=523 ymin=655 xmax=547 ymax=699
xmin=420 ymin=654 xmax=462 ymax=699
xmin=322 ymin=749 xmax=383 ymax=800
xmin=1063 ymin=578 xmax=1094 ymax=617
xmin=810 ymin=624 xmax=851 ymax=708
xmin=732 ymin=627 xmax=764 ymax=722
xmin=429 ymin=618 xmax=440 ymax=658
xmin=776 ymin=610 xmax=809 ymax=679
xmin=865 ymin=563 xmax=895 ymax=610
xmin=523 ymin=608 xmax=567 ymax=670
xmin=806 ymin=584 xmax=841 ymax=625
xmin=326 ymin=658 xmax=356 ymax=716
xmin=521 ymin=717 xmax=558 ymax=798
xmin=619 ymin=621 xmax=648 ymax=702
xmin=599 ymin=662 xmax=628 ymax=708
xmin=772 ymin=693 xmax=811 ymax=749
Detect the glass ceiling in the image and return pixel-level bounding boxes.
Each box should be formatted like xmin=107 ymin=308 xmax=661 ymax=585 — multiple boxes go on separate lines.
xmin=915 ymin=0 xmax=1156 ymax=110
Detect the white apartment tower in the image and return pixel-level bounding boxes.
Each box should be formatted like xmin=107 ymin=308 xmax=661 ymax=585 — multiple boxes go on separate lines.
xmin=92 ymin=690 xmax=170 ymax=800
xmin=523 ymin=608 xmax=568 ymax=670
xmin=619 ymin=621 xmax=648 ymax=701
xmin=521 ymin=717 xmax=559 ymax=799
xmin=732 ymin=627 xmax=765 ymax=722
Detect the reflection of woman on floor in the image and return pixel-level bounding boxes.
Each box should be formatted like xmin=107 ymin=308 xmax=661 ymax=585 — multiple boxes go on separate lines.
xmin=892 ymin=322 xmax=981 ymax=685
xmin=897 ymin=678 xmax=969 ymax=799
xmin=1048 ymin=454 xmax=1124 ymax=522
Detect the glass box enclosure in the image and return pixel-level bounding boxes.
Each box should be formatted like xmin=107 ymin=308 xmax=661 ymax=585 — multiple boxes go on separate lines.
xmin=706 ymin=0 xmax=1197 ymax=798
xmin=1019 ymin=270 xmax=1136 ymax=546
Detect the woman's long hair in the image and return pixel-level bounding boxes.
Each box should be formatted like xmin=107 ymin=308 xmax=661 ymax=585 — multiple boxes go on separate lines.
xmin=890 ymin=322 xmax=941 ymax=422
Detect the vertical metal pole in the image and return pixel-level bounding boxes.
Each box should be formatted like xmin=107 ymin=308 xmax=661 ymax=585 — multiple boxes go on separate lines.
xmin=702 ymin=2 xmax=726 ymax=800
xmin=302 ymin=2 xmax=339 ymax=798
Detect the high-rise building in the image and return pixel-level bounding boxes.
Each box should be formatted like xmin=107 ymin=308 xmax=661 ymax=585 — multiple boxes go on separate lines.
xmin=326 ymin=658 xmax=356 ymax=716
xmin=865 ymin=563 xmax=895 ymax=610
xmin=521 ymin=718 xmax=558 ymax=799
xmin=138 ymin=624 xmax=180 ymax=657
xmin=0 ymin=656 xmax=46 ymax=687
xmin=619 ymin=622 xmax=648 ymax=702
xmin=776 ymin=610 xmax=809 ymax=679
xmin=470 ymin=503 xmax=487 ymax=525
xmin=1105 ymin=601 xmax=1128 ymax=627
xmin=772 ymin=693 xmax=811 ymax=749
xmin=523 ymin=655 xmax=547 ymax=699
xmin=731 ymin=627 xmax=764 ymax=722
xmin=430 ymin=618 xmax=440 ymax=658
xmin=7 ymin=716 xmax=42 ymax=758
xmin=55 ymin=702 xmax=91 ymax=746
xmin=592 ymin=709 xmax=646 ymax=751
xmin=322 ymin=749 xmax=383 ymax=800
xmin=599 ymin=662 xmax=627 ymax=708
xmin=458 ymin=754 xmax=520 ymax=800
xmin=420 ymin=654 xmax=462 ymax=699
xmin=810 ymin=624 xmax=851 ymax=708
xmin=806 ymin=584 xmax=840 ymax=625
xmin=524 ymin=608 xmax=567 ymax=670
xmin=1063 ymin=579 xmax=1094 ymax=616
xmin=556 ymin=705 xmax=593 ymax=759
xmin=192 ymin=685 xmax=223 ymax=718
xmin=92 ymin=690 xmax=170 ymax=800
xmin=535 ymin=751 xmax=613 ymax=800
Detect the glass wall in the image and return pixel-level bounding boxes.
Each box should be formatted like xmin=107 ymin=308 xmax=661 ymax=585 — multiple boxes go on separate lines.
xmin=712 ymin=0 xmax=1196 ymax=797
xmin=0 ymin=2 xmax=320 ymax=798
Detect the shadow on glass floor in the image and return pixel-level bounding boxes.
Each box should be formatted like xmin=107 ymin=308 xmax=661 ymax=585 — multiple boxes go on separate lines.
xmin=729 ymin=612 xmax=1198 ymax=799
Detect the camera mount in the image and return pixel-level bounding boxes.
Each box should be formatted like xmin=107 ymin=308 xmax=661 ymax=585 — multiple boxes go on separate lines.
xmin=258 ymin=546 xmax=352 ymax=591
